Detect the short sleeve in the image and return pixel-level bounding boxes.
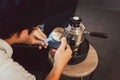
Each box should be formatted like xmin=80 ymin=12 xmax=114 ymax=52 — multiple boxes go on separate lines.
xmin=0 ymin=51 xmax=36 ymax=80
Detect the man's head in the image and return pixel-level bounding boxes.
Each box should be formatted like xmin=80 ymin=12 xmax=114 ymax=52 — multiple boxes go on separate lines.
xmin=0 ymin=23 xmax=47 ymax=48
xmin=0 ymin=23 xmax=35 ymax=39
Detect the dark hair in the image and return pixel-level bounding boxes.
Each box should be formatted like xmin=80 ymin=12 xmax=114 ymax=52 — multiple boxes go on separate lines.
xmin=0 ymin=22 xmax=35 ymax=39
xmin=0 ymin=0 xmax=44 ymax=39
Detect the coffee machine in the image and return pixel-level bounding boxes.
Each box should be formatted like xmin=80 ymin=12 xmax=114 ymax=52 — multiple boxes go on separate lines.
xmin=64 ymin=16 xmax=89 ymax=65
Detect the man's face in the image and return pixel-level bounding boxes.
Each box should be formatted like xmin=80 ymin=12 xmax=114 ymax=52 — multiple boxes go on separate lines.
xmin=19 ymin=26 xmax=47 ymax=48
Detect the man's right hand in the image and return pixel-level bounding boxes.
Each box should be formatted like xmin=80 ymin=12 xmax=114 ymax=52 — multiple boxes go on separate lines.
xmin=46 ymin=37 xmax=72 ymax=80
xmin=54 ymin=37 xmax=72 ymax=67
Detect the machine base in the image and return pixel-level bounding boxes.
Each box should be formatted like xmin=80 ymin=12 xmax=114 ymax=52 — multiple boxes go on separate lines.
xmin=68 ymin=38 xmax=89 ymax=65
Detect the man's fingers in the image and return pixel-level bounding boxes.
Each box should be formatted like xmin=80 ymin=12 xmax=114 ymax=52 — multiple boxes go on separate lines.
xmin=66 ymin=45 xmax=72 ymax=53
xmin=44 ymin=43 xmax=48 ymax=48
xmin=51 ymin=49 xmax=57 ymax=55
xmin=33 ymin=28 xmax=47 ymax=41
xmin=58 ymin=37 xmax=67 ymax=50
xmin=65 ymin=44 xmax=72 ymax=58
xmin=31 ymin=40 xmax=48 ymax=48
xmin=31 ymin=38 xmax=43 ymax=44
xmin=66 ymin=44 xmax=71 ymax=50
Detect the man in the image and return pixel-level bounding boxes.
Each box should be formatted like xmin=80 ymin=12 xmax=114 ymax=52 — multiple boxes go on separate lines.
xmin=0 ymin=0 xmax=72 ymax=79
xmin=0 ymin=24 xmax=72 ymax=80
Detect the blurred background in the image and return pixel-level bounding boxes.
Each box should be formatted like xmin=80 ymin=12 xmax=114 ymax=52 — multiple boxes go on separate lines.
xmin=12 ymin=0 xmax=120 ymax=80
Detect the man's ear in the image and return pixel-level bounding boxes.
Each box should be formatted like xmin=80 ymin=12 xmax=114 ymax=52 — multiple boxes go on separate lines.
xmin=19 ymin=29 xmax=29 ymax=38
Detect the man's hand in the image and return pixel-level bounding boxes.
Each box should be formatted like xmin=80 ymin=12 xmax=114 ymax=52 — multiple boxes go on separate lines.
xmin=27 ymin=25 xmax=48 ymax=49
xmin=54 ymin=37 xmax=72 ymax=67
xmin=46 ymin=37 xmax=72 ymax=80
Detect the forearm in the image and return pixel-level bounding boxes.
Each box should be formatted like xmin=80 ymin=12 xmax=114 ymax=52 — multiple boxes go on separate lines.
xmin=45 ymin=37 xmax=72 ymax=80
xmin=45 ymin=64 xmax=64 ymax=80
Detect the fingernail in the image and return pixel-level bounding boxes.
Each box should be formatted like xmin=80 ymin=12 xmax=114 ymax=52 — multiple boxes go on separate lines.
xmin=39 ymin=46 xmax=42 ymax=49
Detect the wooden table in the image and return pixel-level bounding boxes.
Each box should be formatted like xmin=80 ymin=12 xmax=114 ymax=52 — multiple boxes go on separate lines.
xmin=49 ymin=45 xmax=98 ymax=78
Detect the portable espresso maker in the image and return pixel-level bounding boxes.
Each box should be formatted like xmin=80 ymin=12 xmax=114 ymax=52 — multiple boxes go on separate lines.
xmin=64 ymin=16 xmax=89 ymax=65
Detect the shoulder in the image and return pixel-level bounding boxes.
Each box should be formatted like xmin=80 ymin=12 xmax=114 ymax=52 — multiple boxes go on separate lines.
xmin=0 ymin=39 xmax=13 ymax=57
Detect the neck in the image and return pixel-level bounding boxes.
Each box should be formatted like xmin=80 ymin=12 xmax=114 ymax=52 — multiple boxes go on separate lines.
xmin=5 ymin=38 xmax=15 ymax=45
xmin=4 ymin=33 xmax=19 ymax=45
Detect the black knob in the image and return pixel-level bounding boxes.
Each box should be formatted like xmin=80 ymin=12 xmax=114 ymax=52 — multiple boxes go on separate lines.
xmin=70 ymin=16 xmax=82 ymax=27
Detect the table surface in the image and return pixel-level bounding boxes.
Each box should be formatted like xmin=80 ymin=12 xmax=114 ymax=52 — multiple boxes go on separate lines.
xmin=49 ymin=45 xmax=98 ymax=78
